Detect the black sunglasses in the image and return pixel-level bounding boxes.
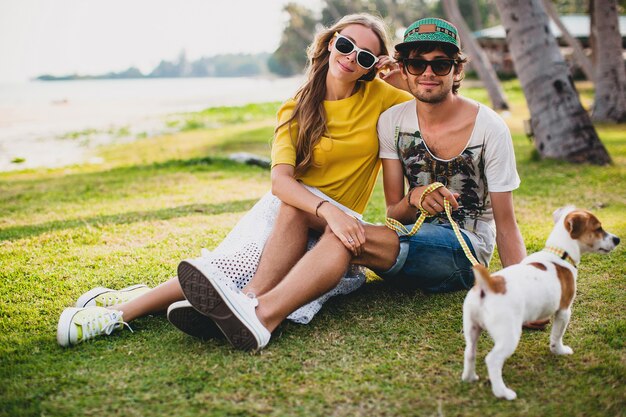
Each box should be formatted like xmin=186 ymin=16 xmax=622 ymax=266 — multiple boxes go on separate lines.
xmin=333 ymin=32 xmax=379 ymax=70
xmin=402 ymin=58 xmax=457 ymax=76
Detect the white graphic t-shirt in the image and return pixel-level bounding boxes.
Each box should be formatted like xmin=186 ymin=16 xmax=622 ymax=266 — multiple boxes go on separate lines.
xmin=378 ymin=99 xmax=520 ymax=265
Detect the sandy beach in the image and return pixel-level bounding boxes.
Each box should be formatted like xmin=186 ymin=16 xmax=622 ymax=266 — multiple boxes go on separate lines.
xmin=0 ymin=76 xmax=303 ymax=171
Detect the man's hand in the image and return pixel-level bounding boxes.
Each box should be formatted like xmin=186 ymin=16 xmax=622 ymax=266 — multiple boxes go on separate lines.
xmin=409 ymin=184 xmax=460 ymax=215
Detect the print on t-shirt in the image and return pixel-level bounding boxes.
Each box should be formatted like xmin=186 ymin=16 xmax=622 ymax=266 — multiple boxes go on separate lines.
xmin=396 ymin=129 xmax=489 ymax=232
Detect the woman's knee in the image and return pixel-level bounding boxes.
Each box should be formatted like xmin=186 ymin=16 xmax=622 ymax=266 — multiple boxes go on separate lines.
xmin=320 ymin=226 xmax=346 ymax=248
xmin=277 ymin=202 xmax=309 ymax=225
xmin=278 ymin=201 xmax=302 ymax=216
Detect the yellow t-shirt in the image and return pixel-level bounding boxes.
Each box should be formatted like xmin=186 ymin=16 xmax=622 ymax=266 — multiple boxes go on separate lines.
xmin=271 ymin=77 xmax=412 ymax=214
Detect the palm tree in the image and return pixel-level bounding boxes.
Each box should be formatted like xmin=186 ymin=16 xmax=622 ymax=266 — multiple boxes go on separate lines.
xmin=590 ymin=0 xmax=626 ymax=122
xmin=441 ymin=0 xmax=510 ymax=110
xmin=493 ymin=0 xmax=611 ymax=165
xmin=542 ymin=0 xmax=593 ymax=81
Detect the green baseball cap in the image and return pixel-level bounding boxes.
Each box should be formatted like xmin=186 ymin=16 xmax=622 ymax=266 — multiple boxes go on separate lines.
xmin=395 ymin=18 xmax=460 ymax=52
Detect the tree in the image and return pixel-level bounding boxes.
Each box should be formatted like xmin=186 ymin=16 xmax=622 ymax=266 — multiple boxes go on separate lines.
xmin=590 ymin=0 xmax=626 ymax=122
xmin=321 ymin=0 xmax=429 ymax=38
xmin=441 ymin=0 xmax=510 ymax=110
xmin=554 ymin=0 xmax=588 ymax=13
xmin=542 ymin=0 xmax=594 ymax=81
xmin=470 ymin=1 xmax=483 ymax=30
xmin=268 ymin=3 xmax=317 ymax=76
xmin=269 ymin=0 xmax=434 ymax=76
xmin=431 ymin=0 xmax=501 ymax=31
xmin=493 ymin=0 xmax=611 ymax=165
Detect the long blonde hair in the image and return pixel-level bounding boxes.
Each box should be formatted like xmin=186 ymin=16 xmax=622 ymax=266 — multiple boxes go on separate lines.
xmin=276 ymin=13 xmax=390 ymax=177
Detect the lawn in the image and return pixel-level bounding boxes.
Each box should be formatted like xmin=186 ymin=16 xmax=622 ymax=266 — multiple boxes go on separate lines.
xmin=0 ymin=81 xmax=624 ymax=417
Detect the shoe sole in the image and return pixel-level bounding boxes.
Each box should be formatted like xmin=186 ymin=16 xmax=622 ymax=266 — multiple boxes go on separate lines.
xmin=178 ymin=261 xmax=260 ymax=351
xmin=57 ymin=307 xmax=80 ymax=347
xmin=75 ymin=284 xmax=149 ymax=308
xmin=167 ymin=303 xmax=223 ymax=340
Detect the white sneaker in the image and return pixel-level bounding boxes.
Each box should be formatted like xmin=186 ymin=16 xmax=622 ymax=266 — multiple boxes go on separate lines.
xmin=75 ymin=284 xmax=150 ymax=308
xmin=177 ymin=259 xmax=271 ymax=351
xmin=167 ymin=300 xmax=223 ymax=340
xmin=57 ymin=306 xmax=131 ymax=347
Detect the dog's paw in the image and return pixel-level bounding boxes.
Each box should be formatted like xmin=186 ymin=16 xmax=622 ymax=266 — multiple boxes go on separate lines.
xmin=551 ymin=344 xmax=573 ymax=355
xmin=494 ymin=387 xmax=517 ymax=401
xmin=461 ymin=372 xmax=479 ymax=383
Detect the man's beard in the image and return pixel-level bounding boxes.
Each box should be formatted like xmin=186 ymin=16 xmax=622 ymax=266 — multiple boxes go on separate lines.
xmin=407 ymin=80 xmax=450 ymax=104
xmin=415 ymin=88 xmax=449 ymax=104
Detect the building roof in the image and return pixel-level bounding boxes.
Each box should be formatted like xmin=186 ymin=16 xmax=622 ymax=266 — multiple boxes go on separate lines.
xmin=474 ymin=14 xmax=626 ymax=39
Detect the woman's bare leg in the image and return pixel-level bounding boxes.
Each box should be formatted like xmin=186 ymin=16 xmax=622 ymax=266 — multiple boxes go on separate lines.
xmin=255 ymin=224 xmax=400 ymax=332
xmin=245 ymin=202 xmax=325 ymax=296
xmin=255 ymin=227 xmax=352 ymax=331
xmin=115 ymin=202 xmax=324 ymax=323
xmin=113 ymin=277 xmax=185 ymax=322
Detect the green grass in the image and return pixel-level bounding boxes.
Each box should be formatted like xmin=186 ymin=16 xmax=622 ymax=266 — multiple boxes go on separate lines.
xmin=1 ymin=81 xmax=625 ymax=417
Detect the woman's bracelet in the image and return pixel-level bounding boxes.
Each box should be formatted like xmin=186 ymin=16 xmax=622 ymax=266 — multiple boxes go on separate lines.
xmin=315 ymin=200 xmax=329 ymax=217
xmin=405 ymin=187 xmax=418 ymax=209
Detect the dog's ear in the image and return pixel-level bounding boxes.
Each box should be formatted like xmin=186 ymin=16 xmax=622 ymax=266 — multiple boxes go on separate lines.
xmin=553 ymin=205 xmax=575 ymax=223
xmin=564 ymin=211 xmax=588 ymax=239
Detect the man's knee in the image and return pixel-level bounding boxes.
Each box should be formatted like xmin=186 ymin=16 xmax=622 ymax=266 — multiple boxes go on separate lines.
xmin=363 ymin=225 xmax=399 ymax=251
xmin=354 ymin=225 xmax=400 ymax=270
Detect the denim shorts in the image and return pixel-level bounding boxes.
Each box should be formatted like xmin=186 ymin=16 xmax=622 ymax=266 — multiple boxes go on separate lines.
xmin=376 ymin=222 xmax=478 ymax=293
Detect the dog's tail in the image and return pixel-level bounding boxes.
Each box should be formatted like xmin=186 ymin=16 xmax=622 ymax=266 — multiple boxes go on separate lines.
xmin=472 ymin=264 xmax=507 ymax=295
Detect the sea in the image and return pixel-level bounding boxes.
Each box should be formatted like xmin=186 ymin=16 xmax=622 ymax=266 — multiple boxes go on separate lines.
xmin=0 ymin=76 xmax=304 ymax=172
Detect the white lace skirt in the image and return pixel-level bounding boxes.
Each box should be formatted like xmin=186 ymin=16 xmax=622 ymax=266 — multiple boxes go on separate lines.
xmin=195 ymin=187 xmax=366 ymax=324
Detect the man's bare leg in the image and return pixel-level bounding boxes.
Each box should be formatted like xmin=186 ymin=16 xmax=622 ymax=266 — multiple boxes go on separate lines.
xmin=352 ymin=224 xmax=401 ymax=271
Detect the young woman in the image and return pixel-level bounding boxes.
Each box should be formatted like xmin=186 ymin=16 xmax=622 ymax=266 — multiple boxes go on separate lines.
xmin=57 ymin=13 xmax=412 ymax=348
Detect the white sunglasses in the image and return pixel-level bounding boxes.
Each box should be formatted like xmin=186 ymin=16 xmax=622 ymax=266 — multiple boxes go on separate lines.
xmin=333 ymin=32 xmax=379 ymax=70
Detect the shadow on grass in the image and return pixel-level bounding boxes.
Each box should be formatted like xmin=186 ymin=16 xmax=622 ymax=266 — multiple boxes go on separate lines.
xmin=0 ymin=199 xmax=258 ymax=242
xmin=1 ymin=156 xmax=269 ymax=241
xmin=1 ymin=156 xmax=267 ymax=197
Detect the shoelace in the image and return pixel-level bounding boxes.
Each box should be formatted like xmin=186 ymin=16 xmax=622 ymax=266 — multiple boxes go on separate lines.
xmin=79 ymin=311 xmax=133 ymax=341
xmin=100 ymin=294 xmax=127 ymax=307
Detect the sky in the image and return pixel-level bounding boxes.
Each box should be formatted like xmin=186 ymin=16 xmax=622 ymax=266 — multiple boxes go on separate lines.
xmin=0 ymin=0 xmax=321 ymax=82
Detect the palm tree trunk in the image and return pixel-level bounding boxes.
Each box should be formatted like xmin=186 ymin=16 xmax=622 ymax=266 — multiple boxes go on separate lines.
xmin=541 ymin=0 xmax=594 ymax=81
xmin=471 ymin=0 xmax=483 ymax=30
xmin=441 ymin=0 xmax=510 ymax=111
xmin=493 ymin=0 xmax=611 ymax=165
xmin=591 ymin=0 xmax=626 ymax=122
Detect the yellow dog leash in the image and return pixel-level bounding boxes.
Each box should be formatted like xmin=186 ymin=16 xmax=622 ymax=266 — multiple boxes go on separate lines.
xmin=385 ymin=182 xmax=479 ymax=266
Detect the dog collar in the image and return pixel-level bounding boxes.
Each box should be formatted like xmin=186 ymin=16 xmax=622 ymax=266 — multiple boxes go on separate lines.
xmin=543 ymin=246 xmax=578 ymax=267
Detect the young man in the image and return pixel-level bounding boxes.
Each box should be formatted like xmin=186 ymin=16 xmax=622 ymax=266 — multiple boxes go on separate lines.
xmin=164 ymin=18 xmax=528 ymax=351
xmin=368 ymin=17 xmax=527 ymax=292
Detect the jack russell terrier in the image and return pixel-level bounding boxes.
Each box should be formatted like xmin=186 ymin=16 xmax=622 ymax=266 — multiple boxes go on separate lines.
xmin=461 ymin=206 xmax=620 ymax=400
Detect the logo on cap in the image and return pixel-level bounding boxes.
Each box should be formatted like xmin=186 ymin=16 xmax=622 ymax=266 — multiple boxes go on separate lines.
xmin=395 ymin=18 xmax=460 ymax=51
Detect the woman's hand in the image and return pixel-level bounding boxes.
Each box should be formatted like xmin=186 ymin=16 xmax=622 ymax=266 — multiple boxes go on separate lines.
xmin=409 ymin=185 xmax=460 ymax=216
xmin=376 ymin=55 xmax=397 ymax=71
xmin=318 ymin=202 xmax=366 ymax=256
xmin=376 ymin=56 xmax=407 ymax=91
